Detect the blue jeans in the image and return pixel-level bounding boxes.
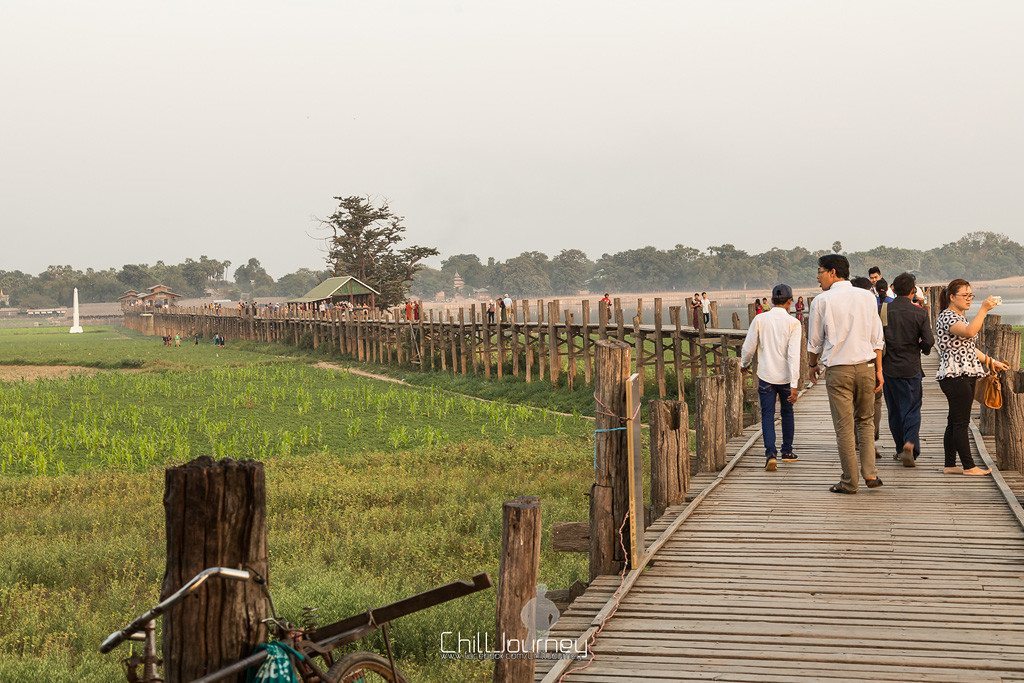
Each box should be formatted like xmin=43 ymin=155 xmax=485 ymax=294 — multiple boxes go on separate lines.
xmin=883 ymin=375 xmax=923 ymax=458
xmin=758 ymin=379 xmax=794 ymax=458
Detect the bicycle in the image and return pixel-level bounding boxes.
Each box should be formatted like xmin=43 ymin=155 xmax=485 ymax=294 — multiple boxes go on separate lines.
xmin=100 ymin=566 xmax=492 ymax=682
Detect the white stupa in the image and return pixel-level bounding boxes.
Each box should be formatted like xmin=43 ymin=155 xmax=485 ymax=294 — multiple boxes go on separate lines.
xmin=69 ymin=287 xmax=83 ymax=334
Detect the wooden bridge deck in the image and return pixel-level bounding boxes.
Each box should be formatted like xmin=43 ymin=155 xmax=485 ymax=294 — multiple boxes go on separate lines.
xmin=540 ymin=357 xmax=1024 ymax=682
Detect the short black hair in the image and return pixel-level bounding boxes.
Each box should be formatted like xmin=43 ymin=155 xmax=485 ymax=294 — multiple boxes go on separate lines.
xmin=874 ymin=279 xmax=888 ymax=296
xmin=851 ymin=276 xmax=873 ymax=290
xmin=868 ymin=266 xmax=881 ymax=276
xmin=818 ymin=253 xmax=851 ymax=279
xmin=892 ymin=272 xmax=916 ymax=297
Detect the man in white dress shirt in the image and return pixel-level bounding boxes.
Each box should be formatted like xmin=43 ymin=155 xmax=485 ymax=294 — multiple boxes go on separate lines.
xmin=741 ymin=283 xmax=802 ymax=472
xmin=809 ymin=254 xmax=885 ymax=494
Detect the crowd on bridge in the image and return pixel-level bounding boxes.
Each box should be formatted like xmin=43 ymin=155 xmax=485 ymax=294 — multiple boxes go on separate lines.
xmin=741 ymin=254 xmax=1009 ymax=493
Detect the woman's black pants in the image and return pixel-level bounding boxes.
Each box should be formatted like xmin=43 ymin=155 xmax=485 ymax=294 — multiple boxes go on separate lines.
xmin=938 ymin=375 xmax=978 ymax=469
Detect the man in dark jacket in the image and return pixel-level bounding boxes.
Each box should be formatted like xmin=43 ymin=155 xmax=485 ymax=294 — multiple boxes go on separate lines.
xmin=883 ymin=272 xmax=935 ymax=467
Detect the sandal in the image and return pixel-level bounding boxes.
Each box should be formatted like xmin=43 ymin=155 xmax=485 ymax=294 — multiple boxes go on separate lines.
xmin=829 ymin=484 xmax=856 ymax=494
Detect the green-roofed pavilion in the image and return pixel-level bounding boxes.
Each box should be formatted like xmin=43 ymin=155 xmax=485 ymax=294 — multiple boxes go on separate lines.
xmin=288 ymin=276 xmax=381 ymax=306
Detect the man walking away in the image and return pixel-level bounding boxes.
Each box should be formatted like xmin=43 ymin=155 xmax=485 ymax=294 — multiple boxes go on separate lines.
xmin=808 ymin=254 xmax=885 ymax=494
xmin=852 ymin=276 xmax=884 ymax=445
xmin=741 ymin=284 xmax=802 ymax=472
xmin=883 ymin=272 xmax=934 ymax=467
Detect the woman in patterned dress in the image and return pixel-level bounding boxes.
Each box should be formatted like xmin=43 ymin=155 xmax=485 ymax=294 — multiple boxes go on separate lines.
xmin=934 ymin=279 xmax=1009 ymax=475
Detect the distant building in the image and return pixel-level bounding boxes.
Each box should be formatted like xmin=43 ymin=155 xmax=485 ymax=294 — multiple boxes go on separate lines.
xmin=118 ymin=290 xmax=140 ymax=310
xmin=137 ymin=284 xmax=182 ymax=308
xmin=287 ymin=276 xmax=381 ymax=308
xmin=453 ymin=272 xmax=465 ymax=293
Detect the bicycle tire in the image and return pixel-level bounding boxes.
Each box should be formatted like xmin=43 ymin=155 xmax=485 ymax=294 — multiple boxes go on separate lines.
xmin=325 ymin=651 xmax=409 ymax=683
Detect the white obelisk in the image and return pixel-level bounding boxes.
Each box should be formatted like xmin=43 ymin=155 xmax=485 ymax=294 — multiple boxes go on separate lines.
xmin=69 ymin=287 xmax=83 ymax=334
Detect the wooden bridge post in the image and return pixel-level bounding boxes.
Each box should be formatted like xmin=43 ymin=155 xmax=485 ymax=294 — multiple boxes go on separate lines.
xmin=995 ymin=327 xmax=1024 ymax=473
xmin=724 ymin=357 xmax=745 ymax=438
xmin=732 ymin=311 xmax=742 ymax=329
xmin=710 ymin=301 xmax=720 ymax=328
xmin=696 ymin=374 xmax=727 ymax=471
xmin=654 ymin=298 xmax=666 ymax=398
xmin=650 ymin=399 xmax=689 ymax=519
xmin=548 ymin=301 xmax=560 ymax=387
xmin=670 ymin=306 xmax=684 ymax=401
xmin=980 ymin=315 xmax=1002 ymax=435
xmin=494 ymin=496 xmax=541 ymax=683
xmin=592 ymin=339 xmax=631 ymax=579
xmin=161 ymin=457 xmax=268 ymax=683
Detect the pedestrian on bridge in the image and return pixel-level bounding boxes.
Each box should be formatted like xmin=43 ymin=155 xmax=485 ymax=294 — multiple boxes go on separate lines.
xmin=808 ymin=254 xmax=885 ymax=494
xmin=935 ymin=279 xmax=1009 ymax=476
xmin=741 ymin=283 xmax=802 ymax=472
xmin=881 ymin=272 xmax=934 ymax=468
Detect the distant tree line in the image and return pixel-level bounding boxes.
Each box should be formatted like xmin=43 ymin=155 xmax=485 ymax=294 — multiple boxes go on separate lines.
xmin=0 ymin=256 xmax=330 ymax=308
xmin=3 ymin=230 xmax=1021 ymax=308
xmin=410 ymin=231 xmax=1024 ymax=299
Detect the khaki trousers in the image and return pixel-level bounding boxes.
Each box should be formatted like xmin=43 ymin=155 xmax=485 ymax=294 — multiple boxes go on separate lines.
xmin=825 ymin=363 xmax=879 ymax=491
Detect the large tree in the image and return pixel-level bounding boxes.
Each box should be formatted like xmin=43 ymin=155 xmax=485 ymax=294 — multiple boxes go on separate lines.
xmin=233 ymin=258 xmax=275 ymax=295
xmin=321 ymin=196 xmax=438 ymax=307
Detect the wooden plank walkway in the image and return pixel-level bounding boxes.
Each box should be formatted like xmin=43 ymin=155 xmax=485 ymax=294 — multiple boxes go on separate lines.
xmin=540 ymin=356 xmax=1024 ymax=682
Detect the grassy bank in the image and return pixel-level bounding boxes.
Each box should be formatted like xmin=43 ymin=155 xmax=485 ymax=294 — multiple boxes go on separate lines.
xmin=0 ymin=326 xmax=596 ymax=681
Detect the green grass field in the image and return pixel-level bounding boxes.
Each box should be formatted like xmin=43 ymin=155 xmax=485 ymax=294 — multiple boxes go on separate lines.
xmin=0 ymin=327 xmax=596 ymax=682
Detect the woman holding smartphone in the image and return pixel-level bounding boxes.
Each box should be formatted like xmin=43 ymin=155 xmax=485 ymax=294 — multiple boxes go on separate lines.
xmin=934 ymin=279 xmax=1009 ymax=475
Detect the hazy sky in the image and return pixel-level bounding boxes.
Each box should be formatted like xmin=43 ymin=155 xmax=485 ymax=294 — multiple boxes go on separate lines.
xmin=3 ymin=1 xmax=1024 ymax=277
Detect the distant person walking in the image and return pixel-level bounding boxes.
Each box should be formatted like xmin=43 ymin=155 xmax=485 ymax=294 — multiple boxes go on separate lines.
xmin=497 ymin=296 xmax=506 ymax=322
xmin=795 ymin=296 xmax=805 ymax=322
xmin=935 ymin=279 xmax=1008 ymax=475
xmin=741 ymin=284 xmax=803 ymax=472
xmin=851 ymin=277 xmax=884 ymax=443
xmin=808 ymin=254 xmax=885 ymax=494
xmin=502 ymin=294 xmax=514 ymax=322
xmin=691 ymin=293 xmax=703 ymax=329
xmin=875 ymin=278 xmax=894 ymax=312
xmin=701 ymin=292 xmax=711 ymax=327
xmin=868 ymin=266 xmax=895 ymax=298
xmin=882 ymin=273 xmax=934 ymax=467
xmin=754 ymin=298 xmax=764 ymax=316
xmin=487 ymin=302 xmax=495 ymax=324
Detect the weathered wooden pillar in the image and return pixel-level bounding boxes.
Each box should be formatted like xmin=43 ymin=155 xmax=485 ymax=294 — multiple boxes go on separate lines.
xmin=494 ymin=496 xmax=541 ymax=683
xmin=696 ymin=374 xmax=727 ymax=471
xmin=724 ymin=357 xmax=745 ymax=439
xmin=592 ymin=339 xmax=630 ymax=579
xmin=670 ymin=306 xmax=684 ymax=401
xmin=162 ymin=457 xmax=268 ymax=683
xmin=547 ymin=301 xmax=560 ymax=387
xmin=650 ymin=400 xmax=689 ymax=519
xmin=995 ymin=327 xmax=1024 ymax=474
xmin=710 ymin=301 xmax=720 ymax=328
xmin=653 ymin=298 xmax=666 ymax=398
xmin=732 ymin=311 xmax=742 ymax=329
xmin=582 ymin=300 xmax=592 ymax=385
xmin=980 ymin=315 xmax=1002 ymax=435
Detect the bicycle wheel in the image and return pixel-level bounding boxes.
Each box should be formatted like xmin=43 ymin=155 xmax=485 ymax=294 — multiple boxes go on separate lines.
xmin=325 ymin=651 xmax=409 ymax=683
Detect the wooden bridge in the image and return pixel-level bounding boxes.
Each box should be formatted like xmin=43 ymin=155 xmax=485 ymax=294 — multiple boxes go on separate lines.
xmin=537 ymin=353 xmax=1024 ymax=682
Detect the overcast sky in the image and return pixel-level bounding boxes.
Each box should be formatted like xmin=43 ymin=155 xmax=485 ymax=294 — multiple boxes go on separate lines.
xmin=2 ymin=1 xmax=1023 ymax=277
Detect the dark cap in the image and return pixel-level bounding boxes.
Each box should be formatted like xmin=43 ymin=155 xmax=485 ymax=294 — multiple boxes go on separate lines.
xmin=772 ymin=283 xmax=793 ymax=301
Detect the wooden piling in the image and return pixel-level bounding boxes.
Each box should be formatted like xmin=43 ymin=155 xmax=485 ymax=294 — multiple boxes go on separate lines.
xmin=161 ymin=457 xmax=268 ymax=683
xmin=696 ymin=374 xmax=727 ymax=471
xmin=493 ymin=496 xmax=541 ymax=683
xmin=592 ymin=339 xmax=631 ymax=579
xmin=649 ymin=400 xmax=690 ymax=519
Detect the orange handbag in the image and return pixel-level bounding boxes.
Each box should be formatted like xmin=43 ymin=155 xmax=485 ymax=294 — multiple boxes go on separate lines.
xmin=975 ymin=357 xmax=1003 ymax=409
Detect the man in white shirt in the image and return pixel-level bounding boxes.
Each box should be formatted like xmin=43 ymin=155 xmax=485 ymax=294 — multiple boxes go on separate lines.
xmin=701 ymin=292 xmax=711 ymax=327
xmin=809 ymin=254 xmax=885 ymax=494
xmin=741 ymin=284 xmax=802 ymax=472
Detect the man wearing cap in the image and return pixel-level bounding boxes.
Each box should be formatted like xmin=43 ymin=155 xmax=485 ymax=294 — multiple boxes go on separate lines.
xmin=809 ymin=254 xmax=885 ymax=494
xmin=741 ymin=283 xmax=803 ymax=471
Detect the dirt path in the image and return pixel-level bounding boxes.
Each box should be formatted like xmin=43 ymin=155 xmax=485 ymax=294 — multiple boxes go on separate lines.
xmin=313 ymin=361 xmax=410 ymax=385
xmin=0 ymin=365 xmax=101 ymax=382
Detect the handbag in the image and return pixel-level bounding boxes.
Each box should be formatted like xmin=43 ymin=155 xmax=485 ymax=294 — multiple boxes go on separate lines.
xmin=975 ymin=357 xmax=1003 ymax=409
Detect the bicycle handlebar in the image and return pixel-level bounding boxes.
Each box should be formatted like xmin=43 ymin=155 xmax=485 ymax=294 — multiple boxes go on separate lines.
xmin=100 ymin=567 xmax=252 ymax=654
